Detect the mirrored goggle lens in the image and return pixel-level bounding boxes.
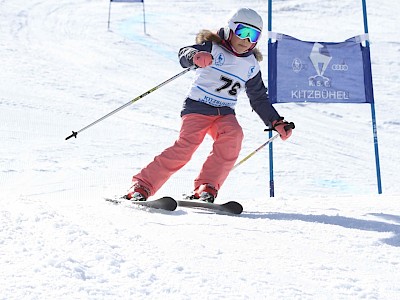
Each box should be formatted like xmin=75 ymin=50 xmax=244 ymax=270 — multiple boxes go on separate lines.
xmin=234 ymin=23 xmax=261 ymax=43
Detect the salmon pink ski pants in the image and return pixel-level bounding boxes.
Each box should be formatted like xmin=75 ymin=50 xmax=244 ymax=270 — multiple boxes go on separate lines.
xmin=132 ymin=113 xmax=244 ymax=196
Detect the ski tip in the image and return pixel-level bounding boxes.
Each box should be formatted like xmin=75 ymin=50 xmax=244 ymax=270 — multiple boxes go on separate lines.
xmin=105 ymin=196 xmax=177 ymax=211
xmin=222 ymin=201 xmax=243 ymax=214
xmin=159 ymin=196 xmax=178 ymax=210
xmin=139 ymin=196 xmax=177 ymax=211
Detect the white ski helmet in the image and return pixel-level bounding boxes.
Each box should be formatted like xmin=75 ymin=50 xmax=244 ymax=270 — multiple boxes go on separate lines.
xmin=223 ymin=8 xmax=263 ymax=41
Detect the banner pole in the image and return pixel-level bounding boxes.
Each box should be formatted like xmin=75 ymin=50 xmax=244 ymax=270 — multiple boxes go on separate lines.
xmin=107 ymin=1 xmax=112 ymax=30
xmin=267 ymin=0 xmax=275 ymax=197
xmin=142 ymin=1 xmax=147 ymax=34
xmin=361 ymin=0 xmax=382 ymax=194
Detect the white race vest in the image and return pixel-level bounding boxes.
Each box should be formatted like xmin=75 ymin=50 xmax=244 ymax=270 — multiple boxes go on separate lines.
xmin=186 ymin=44 xmax=260 ymax=108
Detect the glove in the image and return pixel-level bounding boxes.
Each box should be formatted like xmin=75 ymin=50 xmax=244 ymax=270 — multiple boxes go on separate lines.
xmin=271 ymin=118 xmax=295 ymax=141
xmin=193 ymin=51 xmax=213 ymax=68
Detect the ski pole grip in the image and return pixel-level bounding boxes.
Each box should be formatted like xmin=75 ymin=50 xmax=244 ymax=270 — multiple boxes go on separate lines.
xmin=264 ymin=121 xmax=295 ymax=132
xmin=284 ymin=122 xmax=295 ymax=131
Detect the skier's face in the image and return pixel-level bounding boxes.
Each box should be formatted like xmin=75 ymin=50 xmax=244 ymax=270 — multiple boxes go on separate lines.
xmin=230 ymin=33 xmax=254 ymax=54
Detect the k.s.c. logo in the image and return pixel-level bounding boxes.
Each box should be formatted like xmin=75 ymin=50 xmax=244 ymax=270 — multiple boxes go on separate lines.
xmin=215 ymin=53 xmax=225 ymax=66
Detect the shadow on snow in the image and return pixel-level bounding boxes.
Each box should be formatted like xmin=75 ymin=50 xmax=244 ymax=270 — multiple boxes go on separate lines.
xmin=242 ymin=211 xmax=400 ymax=247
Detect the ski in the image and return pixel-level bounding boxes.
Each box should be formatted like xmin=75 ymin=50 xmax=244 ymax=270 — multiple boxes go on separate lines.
xmin=177 ymin=200 xmax=243 ymax=215
xmin=105 ymin=196 xmax=243 ymax=214
xmin=105 ymin=196 xmax=177 ymax=211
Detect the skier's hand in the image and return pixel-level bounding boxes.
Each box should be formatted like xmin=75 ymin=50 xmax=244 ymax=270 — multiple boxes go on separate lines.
xmin=272 ymin=118 xmax=295 ymax=141
xmin=193 ymin=51 xmax=213 ymax=68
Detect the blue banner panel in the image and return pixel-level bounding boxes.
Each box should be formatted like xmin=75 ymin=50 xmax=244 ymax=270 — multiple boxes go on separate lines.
xmin=269 ymin=34 xmax=372 ymax=104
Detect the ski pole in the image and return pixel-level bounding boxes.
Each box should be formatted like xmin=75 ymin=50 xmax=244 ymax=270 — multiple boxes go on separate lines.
xmin=232 ymin=134 xmax=280 ymax=170
xmin=65 ymin=65 xmax=196 ymax=140
xmin=232 ymin=121 xmax=295 ymax=170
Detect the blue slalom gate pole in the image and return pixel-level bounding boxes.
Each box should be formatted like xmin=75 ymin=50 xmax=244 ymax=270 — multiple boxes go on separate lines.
xmin=267 ymin=0 xmax=275 ymax=197
xmin=361 ymin=0 xmax=382 ymax=194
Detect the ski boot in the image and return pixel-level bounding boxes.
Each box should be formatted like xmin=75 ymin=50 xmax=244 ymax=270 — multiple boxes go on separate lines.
xmin=189 ymin=184 xmax=218 ymax=203
xmin=125 ymin=183 xmax=150 ymax=201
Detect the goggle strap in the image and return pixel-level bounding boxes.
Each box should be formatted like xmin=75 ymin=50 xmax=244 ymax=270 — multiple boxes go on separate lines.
xmin=234 ymin=21 xmax=261 ymax=32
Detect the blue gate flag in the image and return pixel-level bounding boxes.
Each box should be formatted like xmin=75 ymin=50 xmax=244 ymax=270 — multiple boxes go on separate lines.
xmin=266 ymin=0 xmax=381 ymax=196
xmin=268 ymin=33 xmax=373 ymax=104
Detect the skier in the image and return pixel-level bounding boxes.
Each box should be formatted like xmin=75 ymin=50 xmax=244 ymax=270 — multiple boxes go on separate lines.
xmin=126 ymin=7 xmax=294 ymax=203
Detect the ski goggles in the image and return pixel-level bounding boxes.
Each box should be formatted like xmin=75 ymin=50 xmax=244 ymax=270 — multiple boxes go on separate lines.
xmin=233 ymin=23 xmax=261 ymax=43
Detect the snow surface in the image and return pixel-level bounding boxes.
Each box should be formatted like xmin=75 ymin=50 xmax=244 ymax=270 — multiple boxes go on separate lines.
xmin=1 ymin=0 xmax=400 ymax=299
